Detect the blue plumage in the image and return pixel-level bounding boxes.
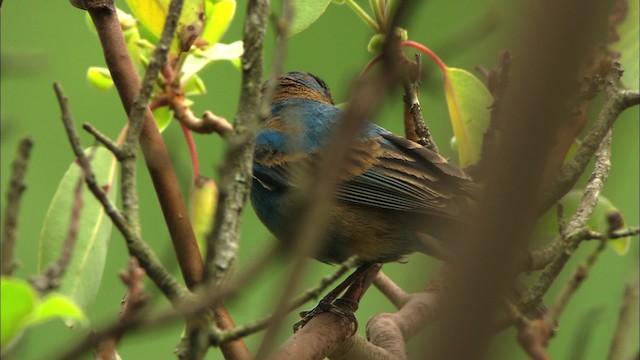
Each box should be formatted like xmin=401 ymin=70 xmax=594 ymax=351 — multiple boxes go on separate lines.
xmin=251 ymin=72 xmax=475 ymax=263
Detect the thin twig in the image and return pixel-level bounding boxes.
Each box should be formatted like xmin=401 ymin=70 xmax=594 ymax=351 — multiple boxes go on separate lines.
xmin=522 ymin=130 xmax=612 ymax=314
xmin=30 ymin=176 xmax=83 ymax=293
xmin=539 ymin=85 xmax=639 ymax=214
xmin=544 ymin=240 xmax=607 ymax=325
xmin=608 ymin=275 xmax=639 ymax=360
xmin=402 ymin=53 xmax=439 ymax=152
xmin=1 ymin=137 xmax=33 ymax=276
xmin=82 ymin=123 xmax=124 ymax=159
xmin=95 ymin=257 xmax=149 ymax=360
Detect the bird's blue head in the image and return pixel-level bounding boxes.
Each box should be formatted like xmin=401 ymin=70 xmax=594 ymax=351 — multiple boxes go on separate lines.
xmin=265 ymin=71 xmax=335 ymax=106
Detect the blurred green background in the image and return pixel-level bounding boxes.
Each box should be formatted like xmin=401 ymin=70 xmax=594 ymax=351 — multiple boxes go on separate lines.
xmin=1 ymin=0 xmax=637 ymax=359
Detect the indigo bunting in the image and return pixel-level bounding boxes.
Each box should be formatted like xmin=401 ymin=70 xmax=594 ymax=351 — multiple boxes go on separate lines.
xmin=251 ymin=71 xmax=475 ymax=264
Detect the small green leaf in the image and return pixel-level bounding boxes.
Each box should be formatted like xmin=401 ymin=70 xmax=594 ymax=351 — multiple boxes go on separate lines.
xmin=30 ymin=293 xmax=87 ymax=328
xmin=38 ymin=147 xmax=119 ymax=310
xmin=183 ymin=74 xmax=207 ymax=95
xmin=367 ymin=34 xmax=385 ymax=53
xmin=0 ymin=279 xmax=87 ymax=350
xmin=536 ymin=190 xmax=631 ymax=255
xmin=189 ymin=176 xmax=218 ymax=258
xmin=290 ymin=0 xmax=332 ymax=35
xmin=1 ymin=277 xmax=37 ymax=348
xmin=87 ymin=67 xmax=114 ymax=91
xmin=181 ymin=41 xmax=243 ymax=81
xmin=443 ymin=67 xmax=492 ymax=167
xmin=201 ymin=0 xmax=236 ymax=48
xmin=153 ymin=105 xmax=174 ymax=132
xmin=609 ymin=0 xmax=639 ymax=89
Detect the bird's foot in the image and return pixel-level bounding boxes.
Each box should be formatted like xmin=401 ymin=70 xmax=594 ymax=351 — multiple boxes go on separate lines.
xmin=293 ymin=298 xmax=359 ymax=333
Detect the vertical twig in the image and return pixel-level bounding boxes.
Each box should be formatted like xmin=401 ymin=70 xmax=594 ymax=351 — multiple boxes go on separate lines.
xmin=1 ymin=137 xmax=33 ymax=276
xmin=608 ymin=275 xmax=640 ymax=360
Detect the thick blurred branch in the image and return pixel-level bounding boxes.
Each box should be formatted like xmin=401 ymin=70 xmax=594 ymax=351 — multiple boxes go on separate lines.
xmin=1 ymin=137 xmax=33 ymax=276
xmin=431 ymin=0 xmax=609 ymax=358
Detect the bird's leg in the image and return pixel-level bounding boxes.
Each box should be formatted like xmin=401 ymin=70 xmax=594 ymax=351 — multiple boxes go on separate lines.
xmin=294 ymin=262 xmax=382 ymax=332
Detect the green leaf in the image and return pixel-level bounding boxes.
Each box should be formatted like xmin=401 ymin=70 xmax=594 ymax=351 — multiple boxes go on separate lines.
xmin=201 ymin=0 xmax=236 ymax=48
xmin=290 ymin=0 xmax=332 ymax=35
xmin=125 ymin=0 xmax=204 ymax=51
xmin=87 ymin=67 xmax=114 ymax=91
xmin=609 ymin=0 xmax=639 ymax=89
xmin=38 ymin=147 xmax=119 ymax=310
xmin=0 ymin=279 xmax=87 ymax=350
xmin=30 ymin=293 xmax=87 ymax=328
xmin=153 ymin=105 xmax=174 ymax=132
xmin=183 ymin=74 xmax=207 ymax=95
xmin=1 ymin=277 xmax=37 ymax=348
xmin=443 ymin=67 xmax=492 ymax=167
xmin=189 ymin=176 xmax=218 ymax=258
xmin=125 ymin=0 xmax=171 ymax=40
xmin=181 ymin=41 xmax=243 ymax=81
xmin=536 ymin=190 xmax=631 ymax=255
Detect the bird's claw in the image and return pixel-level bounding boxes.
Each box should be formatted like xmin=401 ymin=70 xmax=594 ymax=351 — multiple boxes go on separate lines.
xmin=293 ymin=298 xmax=359 ymax=334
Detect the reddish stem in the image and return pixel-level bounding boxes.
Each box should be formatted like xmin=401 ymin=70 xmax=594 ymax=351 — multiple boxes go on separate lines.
xmin=181 ymin=122 xmax=201 ymax=180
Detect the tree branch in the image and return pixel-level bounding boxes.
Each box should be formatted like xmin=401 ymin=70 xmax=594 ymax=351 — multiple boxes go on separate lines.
xmin=539 ymin=85 xmax=639 ymax=214
xmin=84 ymin=0 xmax=203 ymax=289
xmin=1 ymin=137 xmax=33 ymax=276
xmin=522 ymin=130 xmax=612 ymax=315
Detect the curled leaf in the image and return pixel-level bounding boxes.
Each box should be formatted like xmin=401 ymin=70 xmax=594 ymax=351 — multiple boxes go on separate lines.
xmin=87 ymin=67 xmax=114 ymax=91
xmin=443 ymin=67 xmax=492 ymax=167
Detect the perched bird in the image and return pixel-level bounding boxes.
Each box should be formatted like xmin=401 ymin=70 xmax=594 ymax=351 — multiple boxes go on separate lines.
xmin=251 ymin=71 xmax=476 ymax=265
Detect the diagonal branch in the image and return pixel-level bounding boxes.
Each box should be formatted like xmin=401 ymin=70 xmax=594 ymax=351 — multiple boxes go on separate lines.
xmin=53 ymin=82 xmax=188 ymax=301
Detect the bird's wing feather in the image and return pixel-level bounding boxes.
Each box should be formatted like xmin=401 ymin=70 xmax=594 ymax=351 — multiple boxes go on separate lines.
xmin=254 ymin=122 xmax=474 ymax=219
